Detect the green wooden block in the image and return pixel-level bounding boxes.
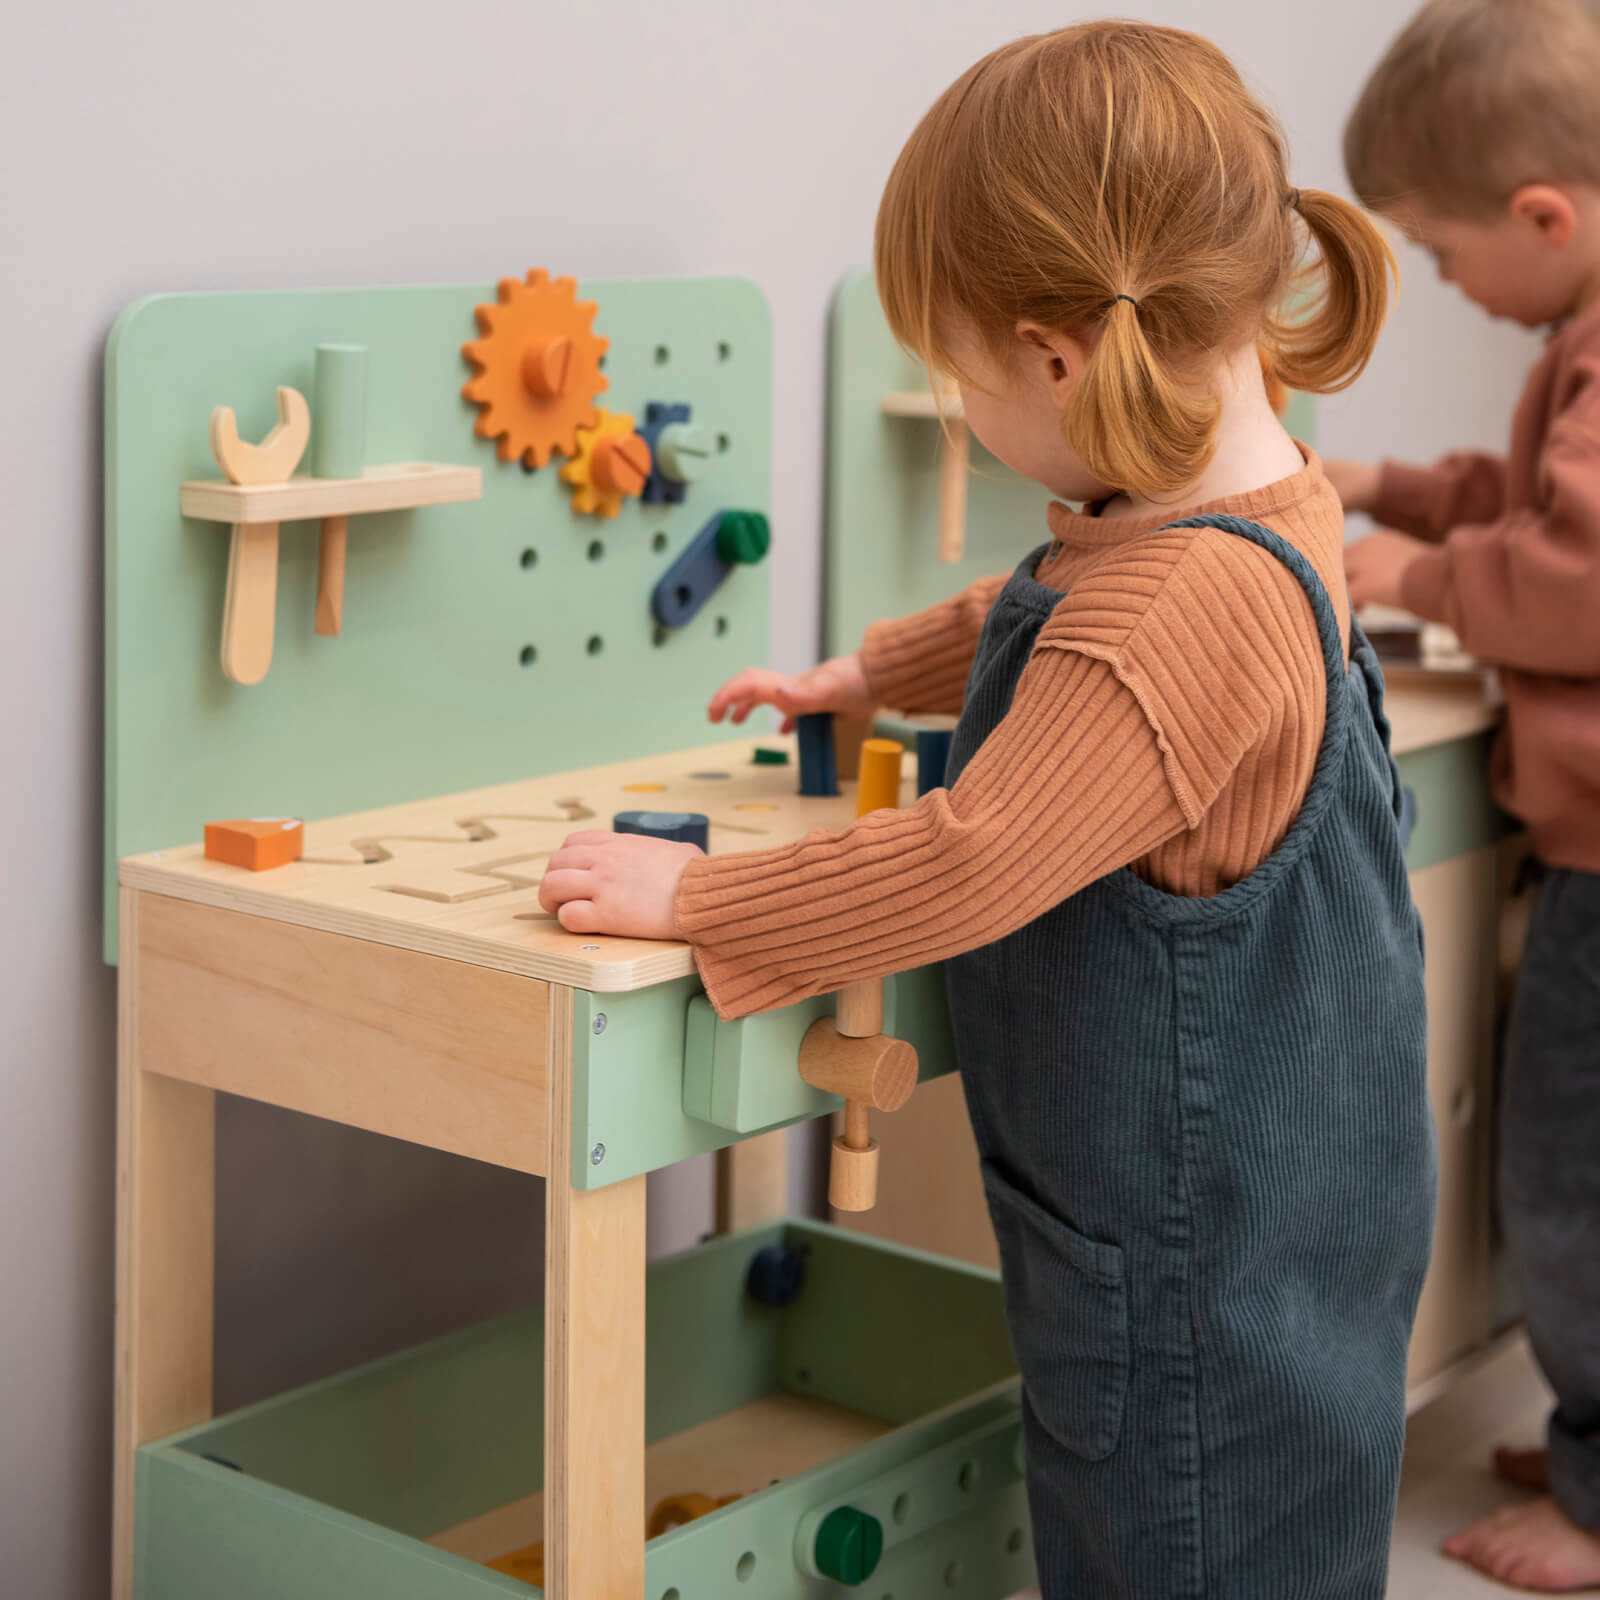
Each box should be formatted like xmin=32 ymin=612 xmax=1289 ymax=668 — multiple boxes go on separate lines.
xmin=682 ymin=992 xmax=840 ymax=1132
xmin=104 ymin=276 xmax=772 ymax=961
xmin=571 ymin=970 xmax=952 ymax=1190
xmin=1398 ymin=729 xmax=1514 ymax=871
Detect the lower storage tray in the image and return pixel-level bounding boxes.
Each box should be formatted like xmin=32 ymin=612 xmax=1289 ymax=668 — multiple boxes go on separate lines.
xmin=135 ymin=1220 xmax=1035 ymax=1597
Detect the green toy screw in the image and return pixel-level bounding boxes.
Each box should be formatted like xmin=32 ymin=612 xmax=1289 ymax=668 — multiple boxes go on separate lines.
xmin=716 ymin=510 xmax=771 ymax=565
xmin=814 ymin=1505 xmax=884 ymax=1586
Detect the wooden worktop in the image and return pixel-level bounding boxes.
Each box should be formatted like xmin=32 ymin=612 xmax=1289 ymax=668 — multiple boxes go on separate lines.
xmin=121 ymin=675 xmax=1499 ymax=991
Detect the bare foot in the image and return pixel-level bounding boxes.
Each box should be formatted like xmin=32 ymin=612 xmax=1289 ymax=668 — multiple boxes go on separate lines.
xmin=1497 ymin=1447 xmax=1552 ymax=1491
xmin=1444 ymin=1496 xmax=1600 ymax=1591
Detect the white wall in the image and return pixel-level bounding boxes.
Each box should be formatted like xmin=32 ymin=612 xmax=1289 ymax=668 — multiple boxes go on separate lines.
xmin=0 ymin=2 xmax=1534 ymax=1594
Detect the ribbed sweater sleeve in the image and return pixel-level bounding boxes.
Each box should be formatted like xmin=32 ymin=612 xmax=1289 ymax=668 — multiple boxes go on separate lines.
xmin=675 ymin=646 xmax=1188 ymax=1018
xmin=1400 ymin=351 xmax=1600 ymax=675
xmin=858 ymin=574 xmax=1010 ymax=714
xmin=1373 ymin=452 xmax=1509 ymax=542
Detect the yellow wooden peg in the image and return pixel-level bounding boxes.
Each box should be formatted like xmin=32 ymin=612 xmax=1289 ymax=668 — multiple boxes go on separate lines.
xmin=854 ymin=739 xmax=904 ymax=817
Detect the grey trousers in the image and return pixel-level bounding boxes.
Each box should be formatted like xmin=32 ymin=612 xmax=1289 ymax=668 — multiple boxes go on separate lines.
xmin=1501 ymin=865 xmax=1600 ymax=1531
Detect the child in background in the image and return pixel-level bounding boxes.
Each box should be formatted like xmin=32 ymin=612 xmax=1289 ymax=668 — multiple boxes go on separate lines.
xmin=543 ymin=22 xmax=1435 ymax=1596
xmin=1332 ymin=1 xmax=1600 ymax=1589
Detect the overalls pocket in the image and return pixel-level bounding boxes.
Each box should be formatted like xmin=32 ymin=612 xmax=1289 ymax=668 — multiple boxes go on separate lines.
xmin=981 ymin=1163 xmax=1129 ymax=1462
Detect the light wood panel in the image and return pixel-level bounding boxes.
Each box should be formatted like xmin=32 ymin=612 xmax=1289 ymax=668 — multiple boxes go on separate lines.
xmin=114 ymin=889 xmax=217 ymax=1600
xmin=543 ymin=985 xmax=648 ymax=1599
xmin=715 ymin=1131 xmax=790 ymax=1232
xmin=134 ymin=893 xmax=549 ymax=1173
xmin=429 ymin=1391 xmax=891 ymax=1565
xmin=120 ymin=736 xmax=914 ymax=989
xmin=1407 ymin=849 xmax=1498 ymax=1392
xmin=179 ymin=461 xmax=481 ymax=524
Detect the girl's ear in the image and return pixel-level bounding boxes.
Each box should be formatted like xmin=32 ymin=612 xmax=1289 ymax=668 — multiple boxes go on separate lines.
xmin=1016 ymin=320 xmax=1090 ymax=407
xmin=1509 ymin=185 xmax=1578 ymax=248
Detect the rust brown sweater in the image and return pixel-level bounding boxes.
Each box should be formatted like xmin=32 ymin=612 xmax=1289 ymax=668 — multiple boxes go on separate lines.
xmin=677 ymin=449 xmax=1349 ymax=1018
xmin=1377 ymin=298 xmax=1600 ymax=872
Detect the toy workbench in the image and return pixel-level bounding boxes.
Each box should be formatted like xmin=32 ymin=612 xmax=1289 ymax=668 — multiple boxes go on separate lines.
xmin=107 ymin=276 xmax=1034 ymax=1599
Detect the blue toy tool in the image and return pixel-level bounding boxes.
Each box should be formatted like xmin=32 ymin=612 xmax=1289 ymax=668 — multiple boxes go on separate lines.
xmin=651 ymin=509 xmax=770 ymax=630
xmin=797 ymin=713 xmax=838 ymax=798
xmin=613 ymin=811 xmax=710 ymax=850
xmin=638 ymin=401 xmax=713 ymax=505
xmin=916 ymin=727 xmax=954 ymax=797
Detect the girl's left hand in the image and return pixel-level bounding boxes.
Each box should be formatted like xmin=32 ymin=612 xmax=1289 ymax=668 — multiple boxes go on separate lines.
xmin=538 ymin=830 xmax=702 ymax=939
xmin=1344 ymin=529 xmax=1430 ymax=611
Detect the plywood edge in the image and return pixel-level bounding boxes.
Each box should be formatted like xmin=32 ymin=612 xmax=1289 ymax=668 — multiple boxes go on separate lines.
xmin=117 ymin=866 xmax=698 ymax=990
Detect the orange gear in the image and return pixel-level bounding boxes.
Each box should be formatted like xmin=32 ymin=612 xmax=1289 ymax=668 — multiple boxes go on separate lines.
xmin=461 ymin=268 xmax=609 ymax=469
xmin=560 ymin=409 xmax=653 ymax=518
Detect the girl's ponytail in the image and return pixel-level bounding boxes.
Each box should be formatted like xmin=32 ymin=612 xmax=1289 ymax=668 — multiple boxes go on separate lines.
xmin=1067 ymin=295 xmax=1220 ymax=502
xmin=1270 ymin=188 xmax=1396 ymax=395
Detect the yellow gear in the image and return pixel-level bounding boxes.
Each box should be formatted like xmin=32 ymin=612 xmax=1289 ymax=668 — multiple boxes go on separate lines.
xmin=461 ymin=268 xmax=609 ymax=469
xmin=560 ymin=409 xmax=652 ymax=518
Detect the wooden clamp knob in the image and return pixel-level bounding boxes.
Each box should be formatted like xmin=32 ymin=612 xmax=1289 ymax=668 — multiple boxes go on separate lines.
xmin=798 ymin=978 xmax=916 ymax=1213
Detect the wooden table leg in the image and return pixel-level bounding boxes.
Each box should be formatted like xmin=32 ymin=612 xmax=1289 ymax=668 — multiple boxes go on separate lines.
xmin=716 ymin=1131 xmax=790 ymax=1233
xmin=113 ymin=889 xmax=216 ymax=1600
xmin=543 ymin=987 xmax=646 ymax=1599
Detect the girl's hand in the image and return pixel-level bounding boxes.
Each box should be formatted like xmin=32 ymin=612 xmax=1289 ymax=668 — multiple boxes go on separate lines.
xmin=539 ymin=831 xmax=702 ymax=939
xmin=1344 ymin=529 xmax=1430 ymax=611
xmin=708 ymin=652 xmax=875 ymax=733
xmin=1324 ymin=458 xmax=1382 ymax=514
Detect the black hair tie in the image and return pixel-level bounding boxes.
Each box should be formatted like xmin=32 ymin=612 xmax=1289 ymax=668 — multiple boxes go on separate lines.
xmin=1107 ymin=293 xmax=1140 ymax=311
xmin=1287 ymin=188 xmax=1302 ymax=210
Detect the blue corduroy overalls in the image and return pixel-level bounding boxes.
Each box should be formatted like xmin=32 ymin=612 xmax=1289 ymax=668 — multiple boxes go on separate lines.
xmin=944 ymin=516 xmax=1437 ymax=1598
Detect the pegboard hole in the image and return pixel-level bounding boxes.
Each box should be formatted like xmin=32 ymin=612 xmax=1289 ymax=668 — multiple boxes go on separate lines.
xmin=674 ymin=584 xmax=692 ymax=610
xmin=587 ymin=539 xmax=605 ymax=562
xmin=662 ymin=1590 xmax=679 ymax=1600
xmin=654 ymin=344 xmax=671 ymax=365
xmin=795 ymin=1366 xmax=812 ymax=1385
xmin=717 ymin=433 xmax=731 ymax=453
xmin=892 ymin=1492 xmax=911 ymax=1525
xmin=652 ymin=531 xmax=670 ymax=553
xmin=652 ymin=624 xmax=671 ymax=648
xmin=717 ymin=340 xmax=732 ymax=361
xmin=943 ymin=1560 xmax=964 ymax=1588
xmin=957 ymin=1459 xmax=978 ymax=1492
xmin=519 ymin=645 xmax=538 ymax=667
xmin=1006 ymin=1528 xmax=1025 ymax=1554
xmin=714 ymin=615 xmax=729 ymax=636
xmin=520 ymin=547 xmax=539 ymax=569
xmin=736 ymin=1552 xmax=756 ymax=1582
xmin=586 ymin=635 xmax=604 ymax=657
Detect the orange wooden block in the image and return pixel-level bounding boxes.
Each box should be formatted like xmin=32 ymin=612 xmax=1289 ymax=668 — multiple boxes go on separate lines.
xmin=203 ymin=818 xmax=304 ymax=871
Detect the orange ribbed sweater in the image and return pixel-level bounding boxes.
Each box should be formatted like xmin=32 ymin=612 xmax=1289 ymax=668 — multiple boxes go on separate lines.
xmin=676 ymin=448 xmax=1351 ymax=1019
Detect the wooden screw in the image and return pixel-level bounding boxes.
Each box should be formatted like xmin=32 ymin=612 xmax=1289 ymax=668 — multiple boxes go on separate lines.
xmin=798 ymin=977 xmax=917 ymax=1212
xmin=522 ymin=336 xmax=574 ymax=399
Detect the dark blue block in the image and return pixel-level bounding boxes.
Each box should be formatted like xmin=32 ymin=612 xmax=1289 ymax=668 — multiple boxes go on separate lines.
xmin=745 ymin=1244 xmax=808 ymax=1308
xmin=797 ymin=712 xmax=838 ymax=797
xmin=916 ymin=727 xmax=954 ymax=797
xmin=639 ymin=400 xmax=690 ymax=505
xmin=613 ymin=810 xmax=710 ymax=850
xmin=651 ymin=509 xmax=770 ymax=631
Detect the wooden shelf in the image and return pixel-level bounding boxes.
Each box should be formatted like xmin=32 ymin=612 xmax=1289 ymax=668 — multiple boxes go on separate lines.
xmin=880 ymin=390 xmax=964 ymax=421
xmin=180 ymin=462 xmax=481 ymax=524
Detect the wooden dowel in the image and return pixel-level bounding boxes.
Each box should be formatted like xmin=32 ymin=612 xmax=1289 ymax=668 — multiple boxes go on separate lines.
xmin=316 ymin=515 xmax=348 ymax=638
xmin=844 ymin=1101 xmax=870 ymax=1151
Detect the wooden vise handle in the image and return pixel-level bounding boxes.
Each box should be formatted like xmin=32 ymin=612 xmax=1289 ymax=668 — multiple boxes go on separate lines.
xmin=798 ymin=977 xmax=917 ymax=1212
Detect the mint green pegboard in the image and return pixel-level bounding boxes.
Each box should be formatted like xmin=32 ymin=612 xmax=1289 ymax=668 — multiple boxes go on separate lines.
xmin=104 ymin=277 xmax=771 ymax=961
xmin=824 ymin=268 xmax=1315 ymax=655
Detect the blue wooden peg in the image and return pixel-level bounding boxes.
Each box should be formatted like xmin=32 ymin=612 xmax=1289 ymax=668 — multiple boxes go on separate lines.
xmin=797 ymin=712 xmax=838 ymax=797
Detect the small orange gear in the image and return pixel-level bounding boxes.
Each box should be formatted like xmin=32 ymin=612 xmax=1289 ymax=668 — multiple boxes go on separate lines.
xmin=461 ymin=268 xmax=609 ymax=468
xmin=560 ymin=409 xmax=653 ymax=518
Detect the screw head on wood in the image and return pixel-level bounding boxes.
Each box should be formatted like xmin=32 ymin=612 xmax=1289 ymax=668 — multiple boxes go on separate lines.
xmin=590 ymin=1142 xmax=606 ymax=1165
xmin=592 ymin=1012 xmax=608 ymax=1035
